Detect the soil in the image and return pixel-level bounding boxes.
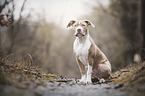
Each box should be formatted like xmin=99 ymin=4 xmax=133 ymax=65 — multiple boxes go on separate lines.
xmin=0 ymin=78 xmax=137 ymax=96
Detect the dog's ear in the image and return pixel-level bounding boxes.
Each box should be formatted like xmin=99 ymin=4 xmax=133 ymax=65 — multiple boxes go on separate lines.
xmin=84 ymin=20 xmax=95 ymax=28
xmin=67 ymin=20 xmax=76 ymax=28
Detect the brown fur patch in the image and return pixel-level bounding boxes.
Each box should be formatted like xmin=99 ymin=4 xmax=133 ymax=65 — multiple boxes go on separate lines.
xmin=88 ymin=37 xmax=111 ymax=79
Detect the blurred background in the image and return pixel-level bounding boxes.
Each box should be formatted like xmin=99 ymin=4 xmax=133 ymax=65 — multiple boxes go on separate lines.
xmin=0 ymin=0 xmax=144 ymax=77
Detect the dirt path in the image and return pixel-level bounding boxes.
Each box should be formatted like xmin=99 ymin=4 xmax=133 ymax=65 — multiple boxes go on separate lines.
xmin=1 ymin=59 xmax=145 ymax=96
xmin=34 ymin=83 xmax=129 ymax=96
xmin=1 ymin=78 xmax=134 ymax=96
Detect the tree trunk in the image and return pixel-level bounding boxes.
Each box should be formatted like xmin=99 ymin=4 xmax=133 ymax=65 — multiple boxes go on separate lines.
xmin=141 ymin=0 xmax=145 ymax=60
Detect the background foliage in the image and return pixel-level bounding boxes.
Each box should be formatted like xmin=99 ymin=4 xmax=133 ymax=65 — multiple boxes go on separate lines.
xmin=0 ymin=0 xmax=144 ymax=77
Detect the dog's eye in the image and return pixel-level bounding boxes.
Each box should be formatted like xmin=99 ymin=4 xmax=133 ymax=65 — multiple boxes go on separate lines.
xmin=74 ymin=25 xmax=77 ymax=27
xmin=82 ymin=24 xmax=85 ymax=26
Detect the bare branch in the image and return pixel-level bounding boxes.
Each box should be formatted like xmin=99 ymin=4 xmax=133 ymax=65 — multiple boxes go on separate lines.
xmin=27 ymin=53 xmax=33 ymax=66
xmin=17 ymin=0 xmax=27 ymax=24
xmin=0 ymin=0 xmax=10 ymax=13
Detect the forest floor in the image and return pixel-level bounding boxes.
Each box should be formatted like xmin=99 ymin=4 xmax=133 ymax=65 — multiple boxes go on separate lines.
xmin=0 ymin=58 xmax=145 ymax=96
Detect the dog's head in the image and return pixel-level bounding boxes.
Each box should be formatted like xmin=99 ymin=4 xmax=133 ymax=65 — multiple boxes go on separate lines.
xmin=67 ymin=20 xmax=95 ymax=37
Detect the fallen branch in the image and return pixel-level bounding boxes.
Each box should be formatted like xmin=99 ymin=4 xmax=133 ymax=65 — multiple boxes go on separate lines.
xmin=112 ymin=70 xmax=130 ymax=79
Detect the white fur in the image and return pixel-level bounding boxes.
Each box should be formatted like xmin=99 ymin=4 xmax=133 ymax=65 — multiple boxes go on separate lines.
xmin=86 ymin=64 xmax=92 ymax=83
xmin=73 ymin=34 xmax=91 ymax=66
xmin=80 ymin=75 xmax=86 ymax=82
xmin=79 ymin=65 xmax=92 ymax=83
xmin=73 ymin=34 xmax=92 ymax=83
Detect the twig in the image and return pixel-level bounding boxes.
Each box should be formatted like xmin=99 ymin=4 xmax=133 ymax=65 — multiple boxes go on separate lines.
xmin=112 ymin=71 xmax=130 ymax=79
xmin=27 ymin=53 xmax=33 ymax=66
xmin=0 ymin=0 xmax=12 ymax=13
xmin=17 ymin=0 xmax=27 ymax=24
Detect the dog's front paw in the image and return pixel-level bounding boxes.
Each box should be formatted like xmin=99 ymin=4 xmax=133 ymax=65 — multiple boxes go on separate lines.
xmin=79 ymin=78 xmax=86 ymax=83
xmin=78 ymin=79 xmax=92 ymax=85
xmin=85 ymin=80 xmax=92 ymax=84
xmin=79 ymin=75 xmax=86 ymax=83
xmin=77 ymin=79 xmax=86 ymax=85
xmin=85 ymin=78 xmax=92 ymax=84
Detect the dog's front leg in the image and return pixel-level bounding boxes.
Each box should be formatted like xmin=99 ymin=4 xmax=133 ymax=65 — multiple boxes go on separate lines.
xmin=86 ymin=58 xmax=94 ymax=83
xmin=76 ymin=58 xmax=86 ymax=83
xmin=86 ymin=64 xmax=92 ymax=83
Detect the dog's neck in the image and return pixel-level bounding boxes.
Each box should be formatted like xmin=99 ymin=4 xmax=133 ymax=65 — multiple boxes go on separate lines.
xmin=76 ymin=31 xmax=90 ymax=44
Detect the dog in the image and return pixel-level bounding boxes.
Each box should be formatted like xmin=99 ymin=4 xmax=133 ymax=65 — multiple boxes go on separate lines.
xmin=67 ymin=20 xmax=111 ymax=83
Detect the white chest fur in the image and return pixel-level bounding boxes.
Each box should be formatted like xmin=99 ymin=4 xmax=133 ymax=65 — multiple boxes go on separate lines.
xmin=73 ymin=35 xmax=91 ymax=66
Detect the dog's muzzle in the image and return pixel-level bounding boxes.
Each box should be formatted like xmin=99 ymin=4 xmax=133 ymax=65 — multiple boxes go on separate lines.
xmin=75 ymin=33 xmax=85 ymax=37
xmin=75 ymin=29 xmax=85 ymax=37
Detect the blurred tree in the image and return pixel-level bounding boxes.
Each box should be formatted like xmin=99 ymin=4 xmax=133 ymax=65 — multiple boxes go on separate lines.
xmin=0 ymin=0 xmax=11 ymax=13
xmin=0 ymin=0 xmax=12 ymax=57
xmin=0 ymin=0 xmax=27 ymax=55
xmin=141 ymin=0 xmax=145 ymax=60
xmin=7 ymin=0 xmax=27 ymax=54
xmin=109 ymin=0 xmax=141 ymax=63
xmin=0 ymin=0 xmax=79 ymax=77
xmin=87 ymin=0 xmax=142 ymax=71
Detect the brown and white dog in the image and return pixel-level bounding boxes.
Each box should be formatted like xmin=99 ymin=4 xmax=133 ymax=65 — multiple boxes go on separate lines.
xmin=67 ymin=20 xmax=111 ymax=83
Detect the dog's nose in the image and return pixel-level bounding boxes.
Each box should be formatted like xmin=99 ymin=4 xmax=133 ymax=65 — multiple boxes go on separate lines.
xmin=77 ymin=29 xmax=81 ymax=33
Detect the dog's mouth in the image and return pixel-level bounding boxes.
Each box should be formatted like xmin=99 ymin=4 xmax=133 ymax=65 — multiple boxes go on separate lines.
xmin=75 ymin=33 xmax=85 ymax=37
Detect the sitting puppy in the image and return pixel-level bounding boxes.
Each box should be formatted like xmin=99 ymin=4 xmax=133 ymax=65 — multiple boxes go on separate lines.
xmin=67 ymin=20 xmax=111 ymax=83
